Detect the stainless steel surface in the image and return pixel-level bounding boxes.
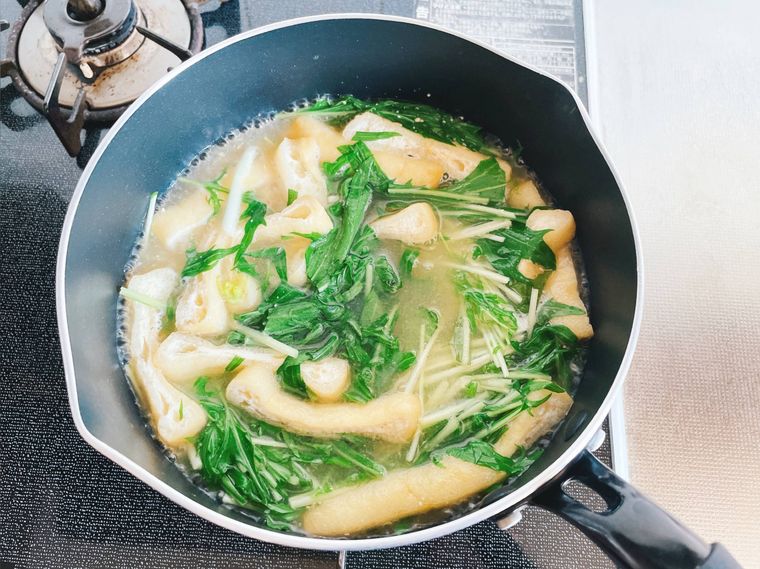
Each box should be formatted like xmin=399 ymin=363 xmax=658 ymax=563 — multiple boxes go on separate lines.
xmin=19 ymin=0 xmax=192 ymax=106
xmin=67 ymin=0 xmax=105 ymax=21
xmin=43 ymin=0 xmax=136 ymax=63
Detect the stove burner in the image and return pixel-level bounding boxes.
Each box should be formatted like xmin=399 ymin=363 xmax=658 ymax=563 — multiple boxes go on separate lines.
xmin=44 ymin=0 xmax=137 ymax=66
xmin=1 ymin=0 xmax=203 ymax=156
xmin=67 ymin=0 xmax=105 ymax=22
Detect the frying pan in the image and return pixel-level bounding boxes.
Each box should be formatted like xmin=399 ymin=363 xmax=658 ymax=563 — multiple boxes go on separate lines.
xmin=56 ymin=15 xmax=740 ymax=569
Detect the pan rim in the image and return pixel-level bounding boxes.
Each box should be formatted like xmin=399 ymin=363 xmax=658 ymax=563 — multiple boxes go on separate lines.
xmin=55 ymin=12 xmax=645 ymax=552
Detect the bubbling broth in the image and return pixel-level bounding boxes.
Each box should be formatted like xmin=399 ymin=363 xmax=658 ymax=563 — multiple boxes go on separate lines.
xmin=119 ymin=97 xmax=593 ymax=536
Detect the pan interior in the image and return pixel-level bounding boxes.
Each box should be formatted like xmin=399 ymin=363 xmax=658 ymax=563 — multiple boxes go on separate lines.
xmin=61 ymin=17 xmax=638 ymax=544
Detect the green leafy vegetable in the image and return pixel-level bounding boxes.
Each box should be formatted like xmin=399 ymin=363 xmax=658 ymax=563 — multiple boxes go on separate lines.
xmin=181 ymin=197 xmax=268 ymax=279
xmin=297 ymin=96 xmax=489 ymax=151
xmin=374 ymin=256 xmax=401 ymax=294
xmin=351 ymin=131 xmax=401 ymax=142
xmin=180 ymin=169 xmax=228 ymax=215
xmin=454 ymin=271 xmax=517 ymax=339
xmin=277 ymin=356 xmax=309 ymax=398
xmin=509 ymin=323 xmax=580 ymax=387
xmin=182 ymin=246 xmax=238 ymax=278
xmin=438 ymin=440 xmax=542 ymax=476
xmin=236 ymin=246 xmax=288 ymax=290
xmin=475 ymin=220 xmax=556 ymax=285
xmin=192 ymin=379 xmax=384 ymax=529
xmin=421 ymin=307 xmax=440 ymax=338
xmin=224 ymin=355 xmax=244 ymax=373
xmin=399 ymin=248 xmax=420 ymax=280
xmin=287 ymin=188 xmax=298 ymax=206
xmin=234 ymin=199 xmax=268 ymax=266
xmin=536 ymin=299 xmax=586 ymax=325
xmin=441 ymin=157 xmax=506 ymax=201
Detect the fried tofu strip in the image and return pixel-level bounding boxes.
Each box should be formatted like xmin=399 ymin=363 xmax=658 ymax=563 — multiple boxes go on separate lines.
xmin=285 ymin=116 xmax=348 ymax=163
xmin=526 ymin=209 xmax=594 ymax=340
xmin=155 ymin=332 xmax=283 ymax=384
xmin=342 ymin=112 xmax=511 ymax=183
xmin=302 ymin=390 xmax=573 ymax=536
xmin=127 ymin=269 xmax=207 ymax=447
xmin=151 ymin=189 xmax=213 ymax=252
xmin=252 ymin=196 xmax=333 ymax=248
xmin=370 ymin=203 xmax=439 ymax=245
xmin=226 ymin=364 xmax=421 ymax=443
xmin=300 ymin=357 xmax=351 ymax=403
xmin=508 ymin=179 xmax=545 ymax=209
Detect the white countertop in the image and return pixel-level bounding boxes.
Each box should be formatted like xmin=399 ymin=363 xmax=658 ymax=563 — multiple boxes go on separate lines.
xmin=589 ymin=1 xmax=760 ymax=566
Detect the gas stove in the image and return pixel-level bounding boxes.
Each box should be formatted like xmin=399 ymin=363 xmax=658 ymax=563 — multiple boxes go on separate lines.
xmin=1 ymin=0 xmax=202 ymax=154
xmin=0 ymin=2 xmax=621 ymax=567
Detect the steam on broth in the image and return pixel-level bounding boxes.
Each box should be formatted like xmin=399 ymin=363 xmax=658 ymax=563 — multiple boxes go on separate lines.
xmin=119 ymin=96 xmax=593 ymax=536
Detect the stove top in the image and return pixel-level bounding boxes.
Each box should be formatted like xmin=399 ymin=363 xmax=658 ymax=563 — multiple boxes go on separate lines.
xmin=0 ymin=1 xmax=617 ymax=567
xmin=2 ymin=0 xmax=202 ymax=154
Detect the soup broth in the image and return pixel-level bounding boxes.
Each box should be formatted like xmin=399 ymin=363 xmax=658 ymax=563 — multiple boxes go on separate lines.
xmin=119 ymin=97 xmax=593 ymax=536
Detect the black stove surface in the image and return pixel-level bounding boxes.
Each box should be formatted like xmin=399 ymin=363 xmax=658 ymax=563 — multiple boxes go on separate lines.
xmin=0 ymin=1 xmax=615 ymax=567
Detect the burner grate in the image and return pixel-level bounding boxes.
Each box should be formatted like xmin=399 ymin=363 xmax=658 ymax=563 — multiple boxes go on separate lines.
xmin=0 ymin=0 xmax=203 ymax=156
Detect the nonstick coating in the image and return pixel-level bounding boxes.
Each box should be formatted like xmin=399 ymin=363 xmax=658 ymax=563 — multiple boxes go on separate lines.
xmin=58 ymin=15 xmax=640 ymax=550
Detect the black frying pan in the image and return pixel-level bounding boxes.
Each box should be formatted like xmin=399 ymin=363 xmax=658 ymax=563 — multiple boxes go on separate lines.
xmin=57 ymin=15 xmax=741 ymax=568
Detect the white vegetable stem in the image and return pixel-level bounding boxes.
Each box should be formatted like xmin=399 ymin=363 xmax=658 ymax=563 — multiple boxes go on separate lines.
xmin=142 ymin=191 xmax=158 ymax=244
xmin=405 ymin=428 xmax=422 ymax=462
xmin=222 ymin=147 xmax=258 ymax=236
xmin=119 ymin=286 xmax=165 ymax=310
xmin=443 ymin=262 xmax=510 ymax=285
xmin=527 ymin=287 xmax=539 ymax=336
xmin=420 ymin=395 xmax=487 ymax=428
xmin=387 ymin=187 xmax=489 ymax=204
xmin=231 ymin=322 xmax=299 ymax=358
xmin=424 ymin=353 xmax=492 ymax=384
xmin=458 ymin=203 xmax=518 ymax=218
xmin=447 ymin=220 xmax=512 ymax=241
xmin=404 ymin=328 xmax=440 ymax=393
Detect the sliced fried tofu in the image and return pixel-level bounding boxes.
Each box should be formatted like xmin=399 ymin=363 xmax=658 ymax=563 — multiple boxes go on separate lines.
xmin=286 ymin=116 xmax=348 ymax=163
xmin=508 ymin=179 xmax=545 ymax=209
xmin=252 ymin=196 xmax=333 ymax=248
xmin=370 ymin=203 xmax=439 ymax=245
xmin=126 ymin=269 xmax=206 ymax=446
xmin=151 ymin=189 xmax=213 ymax=252
xmin=373 ymin=150 xmax=445 ymax=188
xmin=274 ymin=137 xmax=328 ymax=206
xmin=300 ymin=357 xmax=351 ymax=402
xmin=226 ymin=364 xmax=421 ymax=443
xmin=175 ymin=265 xmax=230 ymax=337
xmin=526 ymin=209 xmax=576 ymax=252
xmin=155 ymin=332 xmax=283 ymax=384
xmin=302 ymin=390 xmax=573 ymax=536
xmin=543 ymin=248 xmax=594 ymax=339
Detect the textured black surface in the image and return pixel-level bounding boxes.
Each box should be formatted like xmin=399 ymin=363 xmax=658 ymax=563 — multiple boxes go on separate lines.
xmin=0 ymin=1 xmax=615 ymax=567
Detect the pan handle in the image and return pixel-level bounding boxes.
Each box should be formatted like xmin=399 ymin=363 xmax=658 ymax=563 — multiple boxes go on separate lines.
xmin=530 ymin=450 xmax=742 ymax=569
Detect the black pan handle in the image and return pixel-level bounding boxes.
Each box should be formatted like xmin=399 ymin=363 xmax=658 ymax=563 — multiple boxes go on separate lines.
xmin=531 ymin=450 xmax=742 ymax=569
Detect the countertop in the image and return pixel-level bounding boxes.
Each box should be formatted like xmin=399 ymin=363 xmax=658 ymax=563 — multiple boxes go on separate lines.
xmin=589 ymin=1 xmax=760 ymax=566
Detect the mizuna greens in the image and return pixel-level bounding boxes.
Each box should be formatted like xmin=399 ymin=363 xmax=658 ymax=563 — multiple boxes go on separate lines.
xmin=121 ymin=95 xmax=593 ymax=535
